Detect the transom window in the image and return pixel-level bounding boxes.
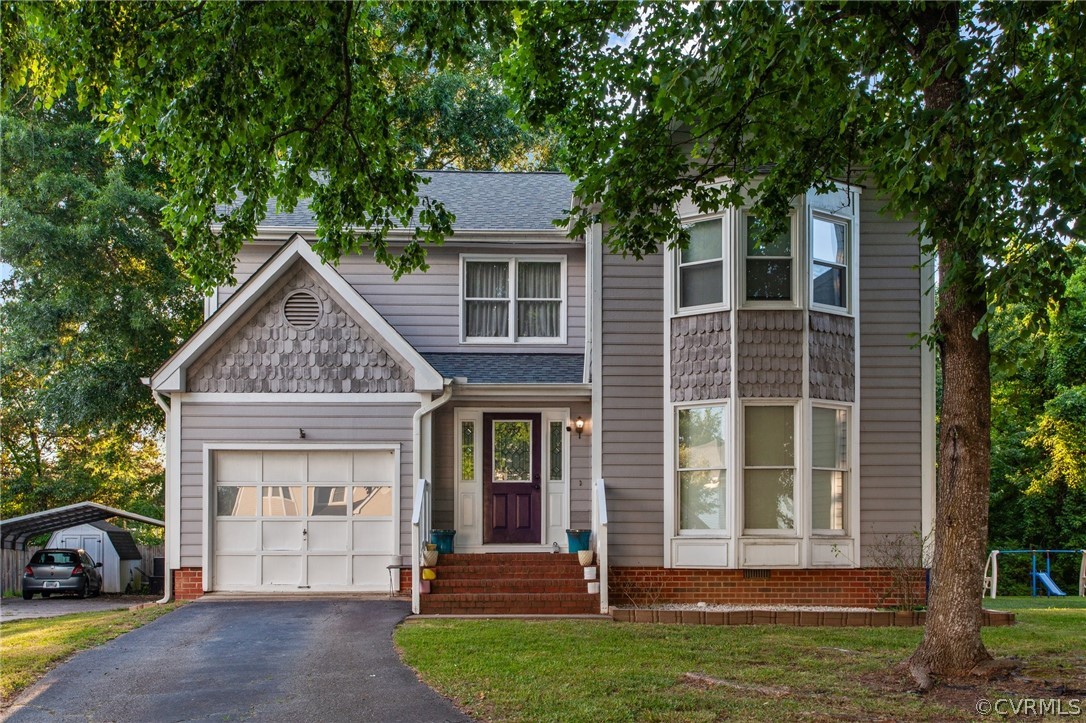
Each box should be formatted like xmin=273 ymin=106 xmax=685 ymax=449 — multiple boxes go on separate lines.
xmin=462 ymin=257 xmax=564 ymax=342
xmin=677 ymin=219 xmax=725 ymax=310
xmin=811 ymin=215 xmax=849 ymax=309
xmin=744 ymin=215 xmax=794 ymax=303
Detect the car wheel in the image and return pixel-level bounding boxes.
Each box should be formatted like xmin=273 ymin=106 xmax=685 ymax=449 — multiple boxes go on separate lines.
xmin=22 ymin=590 xmax=32 ymax=600
xmin=77 ymin=583 xmax=88 ymax=599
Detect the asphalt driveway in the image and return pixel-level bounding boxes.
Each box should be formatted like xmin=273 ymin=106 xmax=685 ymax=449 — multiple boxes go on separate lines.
xmin=2 ymin=598 xmax=472 ymax=723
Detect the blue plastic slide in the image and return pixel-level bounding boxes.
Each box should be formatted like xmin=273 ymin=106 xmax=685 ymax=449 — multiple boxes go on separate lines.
xmin=1032 ymin=571 xmax=1067 ymax=596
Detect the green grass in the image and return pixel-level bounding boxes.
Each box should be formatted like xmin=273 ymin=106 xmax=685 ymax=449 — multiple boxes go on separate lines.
xmin=0 ymin=604 xmax=180 ymax=702
xmin=396 ymin=598 xmax=1086 ymax=722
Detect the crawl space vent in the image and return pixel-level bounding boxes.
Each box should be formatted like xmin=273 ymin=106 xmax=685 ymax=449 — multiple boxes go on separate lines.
xmin=282 ymin=290 xmax=322 ymax=330
xmin=743 ymin=569 xmax=772 ymax=580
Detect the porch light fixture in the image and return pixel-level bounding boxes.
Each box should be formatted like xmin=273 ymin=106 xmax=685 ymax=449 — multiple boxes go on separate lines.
xmin=567 ymin=416 xmax=585 ymax=439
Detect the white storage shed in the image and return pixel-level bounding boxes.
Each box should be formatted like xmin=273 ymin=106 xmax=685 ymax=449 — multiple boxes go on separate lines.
xmin=47 ymin=521 xmax=143 ymax=593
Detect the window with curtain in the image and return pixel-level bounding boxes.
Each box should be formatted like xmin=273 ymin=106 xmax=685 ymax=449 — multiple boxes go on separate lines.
xmin=677 ymin=405 xmax=728 ymax=532
xmin=462 ymin=257 xmax=563 ymax=341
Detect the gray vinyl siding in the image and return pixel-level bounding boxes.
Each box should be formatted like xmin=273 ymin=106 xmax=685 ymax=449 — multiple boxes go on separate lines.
xmin=858 ymin=194 xmax=925 ymax=558
xmin=178 ymin=401 xmax=416 ymax=567
xmin=599 ymin=248 xmax=665 ymax=566
xmin=430 ymin=399 xmax=592 ymax=532
xmin=220 ymin=244 xmax=586 ymax=355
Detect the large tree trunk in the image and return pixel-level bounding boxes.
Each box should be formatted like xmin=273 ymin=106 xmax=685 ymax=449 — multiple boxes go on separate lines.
xmin=908 ymin=2 xmax=994 ymax=687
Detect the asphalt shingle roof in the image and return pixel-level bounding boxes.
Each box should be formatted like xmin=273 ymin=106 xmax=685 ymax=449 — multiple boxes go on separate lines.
xmin=424 ymin=353 xmax=585 ymax=385
xmin=89 ymin=521 xmax=144 ymax=561
xmin=256 ymin=171 xmax=575 ymax=232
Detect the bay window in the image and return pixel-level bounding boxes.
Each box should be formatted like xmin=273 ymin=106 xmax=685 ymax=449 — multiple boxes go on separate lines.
xmin=462 ymin=257 xmax=564 ymax=342
xmin=743 ymin=405 xmax=796 ymax=532
xmin=677 ymin=405 xmax=728 ymax=531
xmin=811 ymin=406 xmax=848 ymax=532
xmin=744 ymin=215 xmax=794 ymax=303
xmin=811 ymin=215 xmax=849 ymax=310
xmin=677 ymin=219 xmax=725 ymax=310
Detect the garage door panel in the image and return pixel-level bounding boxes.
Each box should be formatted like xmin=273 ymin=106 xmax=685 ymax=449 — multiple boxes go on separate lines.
xmin=215 ymin=452 xmax=262 ymax=483
xmin=215 ymin=520 xmax=259 ymax=553
xmin=216 ymin=556 xmax=260 ymax=586
xmin=308 ymin=453 xmax=352 ymax=483
xmin=262 ymin=555 xmax=302 ymax=585
xmin=352 ymin=520 xmax=394 ymax=553
xmin=354 ymin=451 xmax=396 ymax=482
xmin=308 ymin=555 xmax=349 ymax=586
xmin=262 ymin=453 xmax=306 ymax=483
xmin=307 ymin=520 xmax=348 ymax=551
xmin=262 ymin=520 xmax=304 ymax=551
xmin=353 ymin=556 xmax=389 ymax=585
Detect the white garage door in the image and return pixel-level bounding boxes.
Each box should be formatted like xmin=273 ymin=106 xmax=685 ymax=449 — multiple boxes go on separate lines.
xmin=212 ymin=449 xmax=397 ymax=592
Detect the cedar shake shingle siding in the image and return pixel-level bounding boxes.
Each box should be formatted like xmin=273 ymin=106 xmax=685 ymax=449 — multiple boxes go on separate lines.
xmin=189 ymin=266 xmax=415 ymax=393
xmin=670 ymin=312 xmax=731 ymax=402
xmin=736 ymin=310 xmax=803 ymax=398
xmin=808 ymin=312 xmax=856 ymax=402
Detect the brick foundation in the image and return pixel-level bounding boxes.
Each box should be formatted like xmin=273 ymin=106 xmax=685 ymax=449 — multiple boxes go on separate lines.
xmin=398 ymin=568 xmax=411 ymax=595
xmin=608 ymin=566 xmax=927 ymax=608
xmin=173 ymin=567 xmax=204 ymax=600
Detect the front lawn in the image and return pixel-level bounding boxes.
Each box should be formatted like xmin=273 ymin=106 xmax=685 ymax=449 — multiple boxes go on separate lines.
xmin=396 ymin=598 xmax=1086 ymax=722
xmin=0 ymin=604 xmax=179 ymax=702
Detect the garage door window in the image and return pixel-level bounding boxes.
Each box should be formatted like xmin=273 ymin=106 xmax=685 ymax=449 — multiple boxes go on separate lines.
xmin=263 ymin=486 xmax=303 ymax=516
xmin=352 ymin=486 xmax=392 ymax=517
xmin=309 ymin=487 xmax=348 ymax=516
xmin=217 ymin=486 xmax=258 ymax=516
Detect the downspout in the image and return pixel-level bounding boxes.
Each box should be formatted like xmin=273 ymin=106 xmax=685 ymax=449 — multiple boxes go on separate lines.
xmin=410 ymin=381 xmax=454 ymax=611
xmin=144 ymin=379 xmax=174 ymax=605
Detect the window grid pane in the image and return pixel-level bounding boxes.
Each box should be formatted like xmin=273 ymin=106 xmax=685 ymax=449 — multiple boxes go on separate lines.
xmin=744 ymin=406 xmax=795 ymax=531
xmin=812 ymin=407 xmax=848 ymax=531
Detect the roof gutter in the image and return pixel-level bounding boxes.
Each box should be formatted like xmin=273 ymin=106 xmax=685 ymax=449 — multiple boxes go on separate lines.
xmin=144 ymin=378 xmax=174 ymax=605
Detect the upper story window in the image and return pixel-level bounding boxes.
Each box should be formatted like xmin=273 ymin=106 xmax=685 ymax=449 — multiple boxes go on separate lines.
xmin=677 ymin=219 xmax=725 ymax=311
xmin=810 ymin=214 xmax=850 ymax=311
xmin=462 ymin=256 xmax=565 ymax=343
xmin=743 ymin=214 xmax=795 ymax=304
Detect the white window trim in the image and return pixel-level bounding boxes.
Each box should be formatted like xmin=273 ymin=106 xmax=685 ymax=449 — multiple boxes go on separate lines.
xmin=808 ymin=210 xmax=856 ymax=316
xmin=674 ymin=401 xmax=731 ymax=537
xmin=739 ymin=209 xmax=800 ymax=310
xmin=809 ymin=401 xmax=852 ymax=537
xmin=459 ymin=254 xmax=567 ymax=344
xmin=673 ymin=213 xmax=733 ymax=316
xmin=739 ymin=400 xmax=801 ymax=536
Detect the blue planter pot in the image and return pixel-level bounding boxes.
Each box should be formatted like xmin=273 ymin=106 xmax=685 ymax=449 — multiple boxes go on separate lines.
xmin=566 ymin=529 xmax=591 ymax=553
xmin=430 ymin=529 xmax=456 ymax=554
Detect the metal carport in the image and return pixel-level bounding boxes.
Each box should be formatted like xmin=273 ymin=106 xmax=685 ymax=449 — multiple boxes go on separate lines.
xmin=0 ymin=502 xmax=164 ymax=550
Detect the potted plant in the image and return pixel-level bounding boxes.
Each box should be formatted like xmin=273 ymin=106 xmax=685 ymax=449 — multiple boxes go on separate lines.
xmin=422 ymin=542 xmax=439 ymax=568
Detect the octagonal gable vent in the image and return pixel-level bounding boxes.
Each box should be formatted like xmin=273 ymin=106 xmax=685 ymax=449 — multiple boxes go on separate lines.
xmin=282 ymin=290 xmax=322 ymax=330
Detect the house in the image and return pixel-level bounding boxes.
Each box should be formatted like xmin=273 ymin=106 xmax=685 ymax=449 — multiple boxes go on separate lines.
xmin=149 ymin=171 xmax=934 ymax=613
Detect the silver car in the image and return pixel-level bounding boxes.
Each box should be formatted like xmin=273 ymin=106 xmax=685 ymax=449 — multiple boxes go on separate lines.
xmin=23 ymin=548 xmax=103 ymax=599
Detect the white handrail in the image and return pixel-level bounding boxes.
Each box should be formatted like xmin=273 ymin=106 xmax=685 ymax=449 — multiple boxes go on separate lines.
xmin=984 ymin=550 xmax=999 ymax=599
xmin=411 ymin=478 xmax=431 ymax=614
xmin=594 ymin=479 xmax=609 ymax=614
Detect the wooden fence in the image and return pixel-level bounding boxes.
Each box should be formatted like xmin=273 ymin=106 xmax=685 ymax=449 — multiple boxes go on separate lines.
xmin=1 ymin=544 xmax=165 ymax=595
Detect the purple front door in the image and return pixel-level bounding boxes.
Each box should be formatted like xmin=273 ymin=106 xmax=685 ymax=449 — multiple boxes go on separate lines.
xmin=483 ymin=413 xmax=542 ymax=544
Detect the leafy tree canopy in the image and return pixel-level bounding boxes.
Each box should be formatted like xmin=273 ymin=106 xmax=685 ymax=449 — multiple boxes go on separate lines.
xmin=3 ymin=1 xmax=551 ymax=292
xmin=0 ymin=89 xmax=201 ymax=526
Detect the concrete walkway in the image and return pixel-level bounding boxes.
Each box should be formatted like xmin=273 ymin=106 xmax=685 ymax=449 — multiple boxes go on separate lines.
xmin=1 ymin=595 xmax=160 ymax=622
xmin=2 ymin=598 xmax=472 ymax=722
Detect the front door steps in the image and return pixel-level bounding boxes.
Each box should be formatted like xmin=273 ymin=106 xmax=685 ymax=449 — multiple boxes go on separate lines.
xmin=419 ymin=553 xmax=601 ymax=615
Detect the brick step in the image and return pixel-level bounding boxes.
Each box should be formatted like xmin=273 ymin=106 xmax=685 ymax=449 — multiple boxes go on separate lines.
xmin=432 ymin=565 xmax=592 ymax=580
xmin=436 ymin=553 xmax=585 ymax=567
xmin=429 ymin=579 xmax=594 ymax=595
xmin=419 ymin=592 xmax=600 ymax=615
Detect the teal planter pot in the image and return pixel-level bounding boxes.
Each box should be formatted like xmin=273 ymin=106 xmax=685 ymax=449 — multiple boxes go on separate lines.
xmin=430 ymin=529 xmax=456 ymax=554
xmin=566 ymin=529 xmax=591 ymax=553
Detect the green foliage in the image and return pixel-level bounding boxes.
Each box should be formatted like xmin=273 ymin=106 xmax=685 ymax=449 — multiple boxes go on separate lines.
xmin=3 ymin=2 xmax=550 ymax=291
xmin=0 ymin=89 xmax=201 ymax=528
xmin=989 ymin=256 xmax=1086 ymax=575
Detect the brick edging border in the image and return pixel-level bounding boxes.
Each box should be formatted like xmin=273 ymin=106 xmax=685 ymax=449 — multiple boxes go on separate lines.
xmin=609 ymin=608 xmax=1016 ymax=627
